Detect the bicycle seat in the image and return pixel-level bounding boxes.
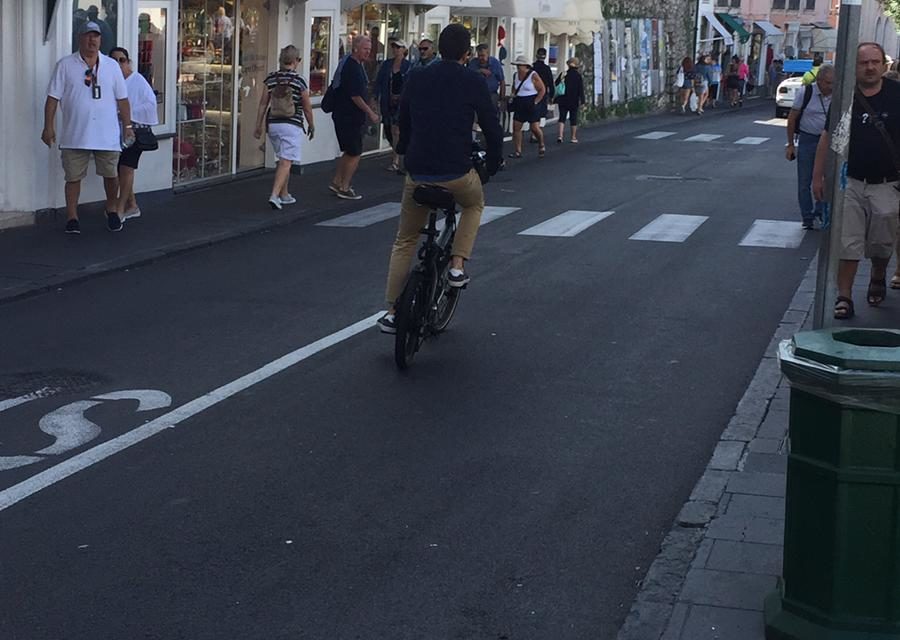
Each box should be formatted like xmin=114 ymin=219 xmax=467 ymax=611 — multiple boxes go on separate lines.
xmin=413 ymin=185 xmax=456 ymax=210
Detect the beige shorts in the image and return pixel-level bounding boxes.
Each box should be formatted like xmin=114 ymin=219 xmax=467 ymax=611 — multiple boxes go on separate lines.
xmin=841 ymin=178 xmax=900 ymax=260
xmin=61 ymin=149 xmax=120 ymax=182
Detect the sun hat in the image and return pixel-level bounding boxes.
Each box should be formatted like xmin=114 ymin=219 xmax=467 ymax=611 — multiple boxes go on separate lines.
xmin=512 ymin=55 xmax=531 ymax=67
xmin=391 ymin=39 xmax=408 ymax=49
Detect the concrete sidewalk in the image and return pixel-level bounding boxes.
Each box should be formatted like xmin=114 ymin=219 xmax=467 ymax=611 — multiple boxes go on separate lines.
xmin=618 ymin=258 xmax=898 ymax=640
xmin=0 ymin=100 xmax=771 ymax=306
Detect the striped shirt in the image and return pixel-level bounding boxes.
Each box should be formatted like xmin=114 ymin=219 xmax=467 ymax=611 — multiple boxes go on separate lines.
xmin=264 ymin=70 xmax=308 ymax=129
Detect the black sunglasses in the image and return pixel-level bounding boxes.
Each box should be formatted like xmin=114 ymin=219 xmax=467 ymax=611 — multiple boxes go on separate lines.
xmin=112 ymin=56 xmax=127 ymax=63
xmin=418 ymin=46 xmax=430 ymax=51
xmin=84 ymin=68 xmax=94 ymax=87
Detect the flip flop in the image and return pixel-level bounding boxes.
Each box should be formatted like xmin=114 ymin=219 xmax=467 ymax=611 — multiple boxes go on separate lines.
xmin=891 ymin=274 xmax=900 ymax=289
xmin=834 ymin=296 xmax=854 ymax=320
xmin=867 ymin=278 xmax=887 ymax=306
xmin=538 ymin=147 xmax=546 ymax=158
xmin=508 ymin=152 xmax=522 ymax=159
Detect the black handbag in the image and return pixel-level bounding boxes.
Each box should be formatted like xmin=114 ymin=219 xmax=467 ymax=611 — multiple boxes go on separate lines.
xmin=321 ymin=83 xmax=336 ymax=114
xmin=133 ymin=127 xmax=158 ymax=152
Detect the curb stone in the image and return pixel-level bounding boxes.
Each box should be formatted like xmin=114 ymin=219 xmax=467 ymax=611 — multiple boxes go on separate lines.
xmin=617 ymin=259 xmax=817 ymax=640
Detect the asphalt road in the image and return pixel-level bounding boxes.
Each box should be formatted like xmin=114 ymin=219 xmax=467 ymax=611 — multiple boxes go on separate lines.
xmin=0 ymin=105 xmax=817 ymax=640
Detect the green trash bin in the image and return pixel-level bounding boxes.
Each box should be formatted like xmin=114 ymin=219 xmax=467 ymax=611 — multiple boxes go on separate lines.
xmin=765 ymin=328 xmax=900 ymax=640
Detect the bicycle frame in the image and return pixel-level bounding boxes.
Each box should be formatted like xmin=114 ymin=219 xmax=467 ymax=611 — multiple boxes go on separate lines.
xmin=415 ymin=206 xmax=457 ymax=330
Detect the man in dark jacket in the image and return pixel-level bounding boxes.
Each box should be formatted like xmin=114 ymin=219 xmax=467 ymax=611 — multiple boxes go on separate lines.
xmin=377 ymin=23 xmax=503 ymax=333
xmin=530 ymin=48 xmax=555 ymax=141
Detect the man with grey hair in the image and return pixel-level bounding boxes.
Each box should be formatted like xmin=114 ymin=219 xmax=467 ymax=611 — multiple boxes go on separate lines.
xmin=329 ymin=35 xmax=380 ymax=200
xmin=786 ymin=63 xmax=834 ymax=229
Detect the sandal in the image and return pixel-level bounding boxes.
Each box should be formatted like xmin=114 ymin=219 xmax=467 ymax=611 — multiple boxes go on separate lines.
xmin=508 ymin=151 xmax=522 ymax=159
xmin=538 ymin=146 xmax=546 ymax=158
xmin=556 ymin=137 xmax=563 ymax=144
xmin=867 ymin=278 xmax=887 ymax=306
xmin=890 ymin=274 xmax=900 ymax=289
xmin=834 ymin=296 xmax=855 ymax=320
xmin=570 ymin=139 xmax=579 ymax=144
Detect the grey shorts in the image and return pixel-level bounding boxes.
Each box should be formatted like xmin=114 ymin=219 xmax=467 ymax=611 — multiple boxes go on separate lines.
xmin=841 ymin=178 xmax=900 ymax=260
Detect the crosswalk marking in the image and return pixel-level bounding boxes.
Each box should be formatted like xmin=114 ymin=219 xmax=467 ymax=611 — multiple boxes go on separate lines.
xmin=436 ymin=205 xmax=520 ymax=231
xmin=754 ymin=118 xmax=788 ymax=127
xmin=316 ymin=202 xmax=401 ymax=228
xmin=739 ymin=220 xmax=806 ymax=248
xmin=518 ymin=210 xmax=614 ymax=237
xmin=629 ymin=214 xmax=709 ymax=243
xmin=684 ymin=134 xmax=723 ymax=143
xmin=635 ymin=131 xmax=677 ymax=140
xmin=734 ymin=136 xmax=770 ymax=145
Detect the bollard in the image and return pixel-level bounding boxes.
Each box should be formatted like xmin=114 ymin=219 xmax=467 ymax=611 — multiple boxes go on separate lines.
xmin=765 ymin=328 xmax=900 ymax=640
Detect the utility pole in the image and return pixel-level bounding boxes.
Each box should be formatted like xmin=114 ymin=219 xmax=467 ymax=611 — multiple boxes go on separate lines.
xmin=812 ymin=0 xmax=860 ymax=329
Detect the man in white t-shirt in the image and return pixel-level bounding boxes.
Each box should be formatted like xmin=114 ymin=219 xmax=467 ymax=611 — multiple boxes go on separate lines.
xmin=41 ymin=21 xmax=134 ymax=234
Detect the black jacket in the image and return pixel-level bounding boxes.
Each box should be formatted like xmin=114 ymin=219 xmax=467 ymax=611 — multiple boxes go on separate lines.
xmin=555 ymin=68 xmax=585 ymax=108
xmin=398 ymin=60 xmax=503 ymax=176
xmin=532 ymin=61 xmax=554 ymax=102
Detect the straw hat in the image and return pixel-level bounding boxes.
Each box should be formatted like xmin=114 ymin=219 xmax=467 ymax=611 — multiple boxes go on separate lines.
xmin=512 ymin=55 xmax=531 ymax=67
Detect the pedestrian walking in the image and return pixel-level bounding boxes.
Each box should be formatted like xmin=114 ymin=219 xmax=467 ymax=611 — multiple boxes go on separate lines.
xmin=554 ymin=58 xmax=585 ymax=144
xmin=467 ymin=43 xmax=505 ymax=117
xmin=507 ymin=56 xmax=547 ymax=159
xmin=254 ymin=45 xmax=314 ymax=210
xmin=813 ymin=43 xmax=900 ymax=319
xmin=707 ymin=55 xmax=722 ymax=109
xmin=725 ymin=56 xmax=741 ymax=107
xmin=530 ymin=48 xmax=555 ymax=142
xmin=374 ymin=39 xmax=411 ymax=174
xmin=108 ymin=47 xmax=157 ymax=225
xmin=329 ymin=35 xmax=380 ymax=200
xmin=693 ymin=54 xmax=712 ymax=115
xmin=677 ymin=57 xmax=696 ymax=113
xmin=786 ymin=64 xmax=833 ymax=230
xmin=41 ymin=21 xmax=133 ymax=234
xmin=737 ymin=56 xmax=750 ymax=103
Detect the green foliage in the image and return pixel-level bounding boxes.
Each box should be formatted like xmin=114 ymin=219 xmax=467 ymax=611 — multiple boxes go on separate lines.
xmin=885 ymin=0 xmax=900 ymax=28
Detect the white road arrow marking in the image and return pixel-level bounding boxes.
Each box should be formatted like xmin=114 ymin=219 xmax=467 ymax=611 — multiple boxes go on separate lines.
xmin=0 ymin=387 xmax=61 ymax=413
xmin=93 ymin=390 xmax=173 ymax=412
xmin=35 ymin=400 xmax=103 ymax=456
xmin=0 ymin=456 xmax=44 ymax=471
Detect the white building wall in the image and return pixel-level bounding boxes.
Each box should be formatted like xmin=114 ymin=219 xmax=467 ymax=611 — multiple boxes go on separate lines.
xmin=859 ymin=0 xmax=900 ymax=59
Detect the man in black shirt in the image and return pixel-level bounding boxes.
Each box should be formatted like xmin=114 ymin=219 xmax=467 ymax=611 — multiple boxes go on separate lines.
xmin=813 ymin=42 xmax=900 ymax=319
xmin=329 ymin=35 xmax=380 ymax=200
xmin=377 ymin=24 xmax=503 ymax=333
xmin=531 ymin=48 xmax=555 ymax=137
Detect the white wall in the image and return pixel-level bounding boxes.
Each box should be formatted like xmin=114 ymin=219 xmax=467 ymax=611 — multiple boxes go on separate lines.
xmin=860 ymin=0 xmax=900 ymax=58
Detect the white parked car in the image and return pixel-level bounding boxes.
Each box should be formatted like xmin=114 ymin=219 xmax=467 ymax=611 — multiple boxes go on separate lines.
xmin=775 ymin=60 xmax=814 ymax=118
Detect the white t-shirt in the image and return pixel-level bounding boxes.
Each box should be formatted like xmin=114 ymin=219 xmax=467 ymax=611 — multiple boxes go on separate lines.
xmin=47 ymin=52 xmax=128 ymax=151
xmin=125 ymin=71 xmax=159 ymax=126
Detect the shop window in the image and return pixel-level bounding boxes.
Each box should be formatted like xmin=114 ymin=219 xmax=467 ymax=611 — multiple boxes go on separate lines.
xmin=804 ymin=0 xmax=815 ymax=8
xmin=137 ymin=1 xmax=172 ymax=127
xmin=72 ymin=0 xmax=117 ymax=55
xmin=310 ymin=15 xmax=332 ymax=97
xmin=788 ymin=0 xmax=800 ymax=9
xmin=772 ymin=0 xmax=786 ymax=8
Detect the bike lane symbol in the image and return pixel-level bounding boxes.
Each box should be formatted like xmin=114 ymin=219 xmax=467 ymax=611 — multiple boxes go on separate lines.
xmin=0 ymin=389 xmax=172 ymax=471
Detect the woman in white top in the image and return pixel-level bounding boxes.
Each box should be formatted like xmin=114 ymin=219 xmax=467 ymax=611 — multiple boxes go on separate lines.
xmin=110 ymin=47 xmax=159 ymax=225
xmin=508 ymin=56 xmax=547 ymax=159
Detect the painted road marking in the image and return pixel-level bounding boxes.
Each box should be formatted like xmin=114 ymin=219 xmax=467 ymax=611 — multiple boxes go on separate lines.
xmin=734 ymin=136 xmax=770 ymax=145
xmin=0 ymin=387 xmax=61 ymax=413
xmin=683 ymin=134 xmax=723 ymax=143
xmin=635 ymin=131 xmax=677 ymax=140
xmin=316 ymin=202 xmax=401 ymax=228
xmin=629 ymin=214 xmax=709 ymax=243
xmin=519 ymin=210 xmax=614 ymax=237
xmin=739 ymin=220 xmax=806 ymax=248
xmin=436 ymin=206 xmax=520 ymax=231
xmin=0 ymin=314 xmax=382 ymax=511
xmin=754 ymin=118 xmax=788 ymax=127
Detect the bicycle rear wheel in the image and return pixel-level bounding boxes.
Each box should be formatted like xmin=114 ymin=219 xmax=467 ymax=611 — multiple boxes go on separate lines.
xmin=394 ymin=270 xmax=427 ymax=370
xmin=432 ymin=266 xmax=461 ymax=333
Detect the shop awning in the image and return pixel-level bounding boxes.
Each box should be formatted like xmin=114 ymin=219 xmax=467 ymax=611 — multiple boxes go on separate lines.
xmin=460 ymin=0 xmax=569 ymax=18
xmin=536 ymin=0 xmax=601 ymax=43
xmin=716 ymin=12 xmax=751 ymax=43
xmin=700 ymin=12 xmax=734 ymax=47
xmin=754 ymin=20 xmax=781 ymax=37
xmin=342 ymin=0 xmax=490 ymax=9
xmin=811 ymin=26 xmax=837 ymax=52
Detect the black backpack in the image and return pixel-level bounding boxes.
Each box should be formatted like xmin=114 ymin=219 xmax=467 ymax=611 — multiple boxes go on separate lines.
xmin=796 ymin=84 xmax=814 ymax=132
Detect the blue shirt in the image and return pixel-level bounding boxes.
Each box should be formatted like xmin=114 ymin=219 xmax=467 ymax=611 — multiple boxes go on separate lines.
xmin=467 ymin=56 xmax=504 ymax=95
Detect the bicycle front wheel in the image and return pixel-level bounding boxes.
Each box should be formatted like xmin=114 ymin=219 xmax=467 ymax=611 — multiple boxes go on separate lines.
xmin=394 ymin=270 xmax=427 ymax=370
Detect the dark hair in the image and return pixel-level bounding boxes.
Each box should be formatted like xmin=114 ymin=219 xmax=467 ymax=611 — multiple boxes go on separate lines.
xmin=681 ymin=56 xmax=693 ymax=72
xmin=109 ymin=46 xmax=129 ymax=60
xmin=537 ymin=47 xmax=547 ymax=56
xmin=476 ymin=43 xmax=489 ymax=52
xmin=438 ymin=23 xmax=471 ymax=61
xmin=858 ymin=41 xmax=887 ymax=63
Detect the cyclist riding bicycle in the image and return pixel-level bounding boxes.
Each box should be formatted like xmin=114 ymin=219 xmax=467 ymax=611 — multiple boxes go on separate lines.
xmin=378 ymin=23 xmax=503 ymax=334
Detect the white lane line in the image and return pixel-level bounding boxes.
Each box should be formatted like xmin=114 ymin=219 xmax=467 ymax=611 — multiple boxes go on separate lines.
xmin=683 ymin=134 xmax=723 ymax=143
xmin=754 ymin=118 xmax=788 ymax=127
xmin=739 ymin=220 xmax=806 ymax=248
xmin=635 ymin=131 xmax=677 ymax=140
xmin=519 ymin=210 xmax=614 ymax=237
xmin=436 ymin=206 xmax=520 ymax=231
xmin=316 ymin=202 xmax=401 ymax=228
xmin=0 ymin=387 xmax=61 ymax=413
xmin=0 ymin=312 xmax=382 ymax=512
xmin=629 ymin=214 xmax=709 ymax=243
xmin=734 ymin=136 xmax=770 ymax=145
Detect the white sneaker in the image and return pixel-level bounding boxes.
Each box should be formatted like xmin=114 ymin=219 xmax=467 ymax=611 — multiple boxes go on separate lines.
xmin=123 ymin=207 xmax=142 ymax=220
xmin=280 ymin=194 xmax=297 ymax=205
xmin=268 ymin=195 xmax=282 ymax=210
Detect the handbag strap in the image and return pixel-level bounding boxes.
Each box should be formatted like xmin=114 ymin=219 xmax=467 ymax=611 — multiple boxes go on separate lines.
xmin=855 ymin=88 xmax=900 ymax=177
xmin=511 ymin=73 xmax=527 ymax=97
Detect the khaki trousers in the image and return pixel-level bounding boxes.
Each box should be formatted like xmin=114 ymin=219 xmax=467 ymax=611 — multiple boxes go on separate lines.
xmin=384 ymin=170 xmax=484 ymax=306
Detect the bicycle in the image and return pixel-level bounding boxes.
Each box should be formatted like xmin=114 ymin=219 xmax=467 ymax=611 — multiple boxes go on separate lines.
xmin=393 ymin=184 xmax=464 ymax=370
